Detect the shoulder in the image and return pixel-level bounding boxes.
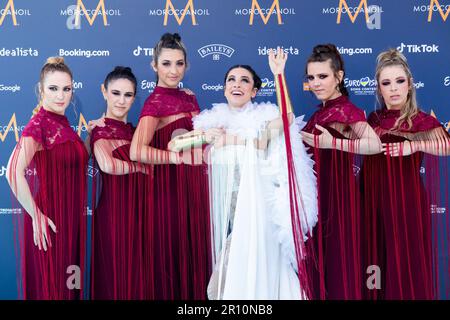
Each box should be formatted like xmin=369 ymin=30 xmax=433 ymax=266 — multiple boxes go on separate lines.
xmin=22 ymin=112 xmax=44 ymax=140
xmin=140 ymin=93 xmax=160 ymax=118
xmin=340 ymin=99 xmax=366 ymax=121
xmin=367 ymin=110 xmax=381 ymax=126
xmin=180 ymin=90 xmax=200 ymax=111
xmin=91 ymin=124 xmax=113 ymax=141
xmin=413 ymin=111 xmax=442 ymax=130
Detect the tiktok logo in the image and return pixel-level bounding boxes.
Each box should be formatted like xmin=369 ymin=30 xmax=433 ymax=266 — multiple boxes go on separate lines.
xmin=397 ymin=42 xmax=439 ymax=53
xmin=133 ymin=46 xmax=153 ymax=56
xmin=0 ymin=166 xmax=7 ymax=176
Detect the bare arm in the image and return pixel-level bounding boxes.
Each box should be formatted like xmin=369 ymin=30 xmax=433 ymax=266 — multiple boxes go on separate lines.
xmin=302 ymin=121 xmax=383 ymax=155
xmin=130 ymin=116 xmax=180 ymax=164
xmin=94 ymin=139 xmax=149 ymax=175
xmin=6 ymin=137 xmax=56 ymax=251
xmin=383 ymin=126 xmax=450 ymax=157
xmin=412 ymin=130 xmax=450 ymax=156
xmin=84 ymin=134 xmax=91 ymax=157
xmin=255 ymin=113 xmax=295 ymax=150
xmin=6 ymin=137 xmax=42 ymax=220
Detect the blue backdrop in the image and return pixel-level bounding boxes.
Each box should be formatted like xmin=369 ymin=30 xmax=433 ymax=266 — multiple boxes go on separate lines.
xmin=0 ymin=0 xmax=449 ymax=299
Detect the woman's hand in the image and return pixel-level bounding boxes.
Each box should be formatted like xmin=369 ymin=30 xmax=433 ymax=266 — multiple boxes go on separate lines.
xmin=180 ymin=88 xmax=195 ymax=96
xmin=301 ymin=125 xmax=333 ymax=149
xmin=268 ymin=46 xmax=287 ymax=75
xmin=88 ymin=114 xmax=106 ymax=134
xmin=32 ymin=212 xmax=57 ymax=251
xmin=204 ymin=128 xmax=225 ymax=144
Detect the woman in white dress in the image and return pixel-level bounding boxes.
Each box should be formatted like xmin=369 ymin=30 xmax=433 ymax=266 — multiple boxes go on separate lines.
xmin=169 ymin=48 xmax=318 ymax=300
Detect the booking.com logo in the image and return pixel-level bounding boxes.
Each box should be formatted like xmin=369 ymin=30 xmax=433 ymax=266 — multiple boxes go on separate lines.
xmin=337 ymin=46 xmax=372 ymax=56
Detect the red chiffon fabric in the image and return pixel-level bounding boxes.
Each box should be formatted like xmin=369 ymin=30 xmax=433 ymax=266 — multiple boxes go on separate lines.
xmin=12 ymin=108 xmax=88 ymax=300
xmin=139 ymin=86 xmax=211 ymax=300
xmin=303 ymin=95 xmax=366 ymax=300
xmin=362 ymin=109 xmax=449 ymax=299
xmin=90 ymin=118 xmax=146 ymax=299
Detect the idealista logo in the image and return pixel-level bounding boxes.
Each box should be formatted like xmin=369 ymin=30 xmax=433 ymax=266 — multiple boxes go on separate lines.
xmin=0 ymin=0 xmax=31 ymax=27
xmin=62 ymin=0 xmax=122 ymax=30
xmin=323 ymin=0 xmax=382 ymax=30
xmin=235 ymin=0 xmax=296 ymax=25
xmin=257 ymin=46 xmax=299 ymax=55
xmin=133 ymin=46 xmax=153 ymax=57
xmin=444 ymin=76 xmax=450 ymax=86
xmin=344 ymin=76 xmax=376 ymax=96
xmin=58 ymin=48 xmax=110 ymax=58
xmin=148 ymin=0 xmax=210 ymax=26
xmin=0 ymin=47 xmax=38 ymax=57
xmin=198 ymin=44 xmax=235 ymax=61
xmin=257 ymin=77 xmax=276 ymax=97
xmin=412 ymin=0 xmax=450 ymax=22
xmin=141 ymin=80 xmax=184 ymax=93
xmin=397 ymin=42 xmax=439 ymax=54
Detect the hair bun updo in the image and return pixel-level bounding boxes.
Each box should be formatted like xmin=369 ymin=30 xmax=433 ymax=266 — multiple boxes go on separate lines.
xmin=103 ymin=66 xmax=137 ymax=95
xmin=46 ymin=56 xmax=65 ymax=65
xmin=113 ymin=66 xmax=132 ymax=73
xmin=376 ymin=48 xmax=408 ymax=66
xmin=153 ymin=32 xmax=187 ymax=66
xmin=306 ymin=43 xmax=348 ymax=96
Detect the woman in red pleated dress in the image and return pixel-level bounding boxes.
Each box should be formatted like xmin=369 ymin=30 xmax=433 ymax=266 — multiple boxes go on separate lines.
xmin=130 ymin=33 xmax=214 ymax=300
xmin=90 ymin=66 xmax=149 ymax=299
xmin=362 ymin=49 xmax=450 ymax=300
xmin=301 ymin=44 xmax=382 ymax=300
xmin=6 ymin=57 xmax=88 ymax=299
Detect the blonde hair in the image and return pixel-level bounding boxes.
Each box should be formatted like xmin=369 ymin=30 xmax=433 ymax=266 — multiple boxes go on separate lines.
xmin=33 ymin=56 xmax=73 ymax=116
xmin=375 ymin=49 xmax=418 ymax=130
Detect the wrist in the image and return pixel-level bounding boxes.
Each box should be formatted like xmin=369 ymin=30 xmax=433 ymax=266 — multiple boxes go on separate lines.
xmin=169 ymin=152 xmax=182 ymax=164
xmin=410 ymin=140 xmax=419 ymax=153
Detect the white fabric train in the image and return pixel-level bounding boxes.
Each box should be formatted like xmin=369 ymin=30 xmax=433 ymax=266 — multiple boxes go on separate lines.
xmin=193 ymin=101 xmax=318 ymax=300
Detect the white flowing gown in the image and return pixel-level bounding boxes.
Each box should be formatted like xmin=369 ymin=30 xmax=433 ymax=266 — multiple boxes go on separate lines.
xmin=193 ymin=101 xmax=318 ymax=300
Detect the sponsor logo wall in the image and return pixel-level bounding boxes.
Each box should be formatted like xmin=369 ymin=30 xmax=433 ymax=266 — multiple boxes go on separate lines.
xmin=0 ymin=0 xmax=449 ymax=299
